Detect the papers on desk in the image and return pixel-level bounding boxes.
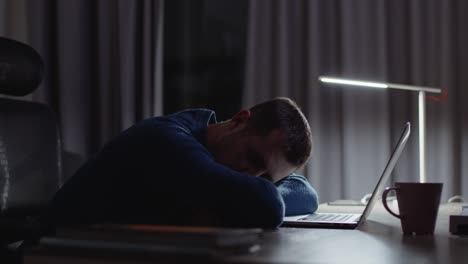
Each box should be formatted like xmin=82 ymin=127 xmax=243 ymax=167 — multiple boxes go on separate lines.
xmin=23 ymin=225 xmax=262 ymax=263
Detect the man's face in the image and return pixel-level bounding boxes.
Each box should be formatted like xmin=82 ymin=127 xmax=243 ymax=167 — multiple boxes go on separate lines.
xmin=214 ymin=127 xmax=295 ymax=183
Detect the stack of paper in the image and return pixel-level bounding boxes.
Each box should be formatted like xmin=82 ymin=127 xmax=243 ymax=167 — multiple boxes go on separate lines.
xmin=23 ymin=224 xmax=263 ymax=263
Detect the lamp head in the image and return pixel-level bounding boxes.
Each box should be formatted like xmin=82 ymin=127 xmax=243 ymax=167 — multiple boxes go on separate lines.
xmin=319 ymin=76 xmax=388 ymax=89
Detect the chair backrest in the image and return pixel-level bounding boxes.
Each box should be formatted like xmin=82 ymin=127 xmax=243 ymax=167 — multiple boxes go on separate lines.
xmin=0 ymin=37 xmax=61 ymax=218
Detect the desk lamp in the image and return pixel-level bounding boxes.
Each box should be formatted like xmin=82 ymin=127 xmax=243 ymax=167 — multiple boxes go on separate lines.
xmin=319 ymin=76 xmax=444 ymax=183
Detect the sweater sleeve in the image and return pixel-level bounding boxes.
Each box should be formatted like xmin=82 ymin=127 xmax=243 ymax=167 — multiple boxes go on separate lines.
xmin=143 ymin=124 xmax=286 ymax=229
xmin=275 ymin=173 xmax=319 ymax=216
xmin=44 ymin=120 xmax=285 ymax=229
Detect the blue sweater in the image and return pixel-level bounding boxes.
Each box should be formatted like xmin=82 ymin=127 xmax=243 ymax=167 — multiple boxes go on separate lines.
xmin=43 ymin=110 xmax=318 ymax=229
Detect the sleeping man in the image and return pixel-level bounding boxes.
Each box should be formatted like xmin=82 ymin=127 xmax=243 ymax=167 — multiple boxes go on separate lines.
xmin=42 ymin=97 xmax=319 ymax=229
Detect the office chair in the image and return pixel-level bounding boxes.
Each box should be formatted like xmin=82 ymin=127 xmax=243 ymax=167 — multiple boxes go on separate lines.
xmin=0 ymin=37 xmax=62 ymax=247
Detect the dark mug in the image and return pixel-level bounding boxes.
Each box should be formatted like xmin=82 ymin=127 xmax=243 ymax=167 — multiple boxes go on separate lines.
xmin=382 ymin=182 xmax=443 ymax=235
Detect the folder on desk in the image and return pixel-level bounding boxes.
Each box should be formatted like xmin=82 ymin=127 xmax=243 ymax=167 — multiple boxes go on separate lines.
xmin=23 ymin=225 xmax=262 ymax=263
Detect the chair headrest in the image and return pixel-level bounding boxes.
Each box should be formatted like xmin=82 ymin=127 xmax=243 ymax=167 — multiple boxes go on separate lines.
xmin=0 ymin=37 xmax=44 ymax=96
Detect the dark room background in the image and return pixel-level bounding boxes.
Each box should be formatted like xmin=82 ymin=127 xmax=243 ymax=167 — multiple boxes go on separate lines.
xmin=164 ymin=0 xmax=247 ymax=121
xmin=1 ymin=0 xmax=468 ymax=204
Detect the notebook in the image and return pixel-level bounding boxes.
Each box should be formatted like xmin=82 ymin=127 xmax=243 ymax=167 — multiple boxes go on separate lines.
xmin=282 ymin=122 xmax=411 ymax=229
xmin=24 ymin=225 xmax=263 ymax=264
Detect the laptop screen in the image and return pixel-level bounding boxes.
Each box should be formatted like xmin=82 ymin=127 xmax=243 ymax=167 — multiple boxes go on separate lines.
xmin=357 ymin=122 xmax=411 ymax=226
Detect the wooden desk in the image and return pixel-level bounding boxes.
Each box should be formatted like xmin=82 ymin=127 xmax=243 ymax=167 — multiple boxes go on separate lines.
xmin=17 ymin=203 xmax=468 ymax=264
xmin=225 ymin=203 xmax=468 ymax=264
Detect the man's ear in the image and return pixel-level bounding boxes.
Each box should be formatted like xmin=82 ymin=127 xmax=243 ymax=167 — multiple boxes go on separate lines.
xmin=230 ymin=110 xmax=251 ymax=126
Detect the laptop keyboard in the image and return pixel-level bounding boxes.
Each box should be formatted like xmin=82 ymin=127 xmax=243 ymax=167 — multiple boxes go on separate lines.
xmin=299 ymin=213 xmax=355 ymax=222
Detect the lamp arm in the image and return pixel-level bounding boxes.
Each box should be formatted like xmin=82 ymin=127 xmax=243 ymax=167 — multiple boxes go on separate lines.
xmin=386 ymin=83 xmax=441 ymax=94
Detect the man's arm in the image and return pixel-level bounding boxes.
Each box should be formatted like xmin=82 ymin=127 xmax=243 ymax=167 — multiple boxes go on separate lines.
xmin=275 ymin=173 xmax=319 ymax=216
xmin=143 ymin=126 xmax=286 ymax=229
xmin=43 ymin=121 xmax=285 ymax=229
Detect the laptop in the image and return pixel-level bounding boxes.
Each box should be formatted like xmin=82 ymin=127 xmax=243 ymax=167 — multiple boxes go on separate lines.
xmin=282 ymin=122 xmax=411 ymax=229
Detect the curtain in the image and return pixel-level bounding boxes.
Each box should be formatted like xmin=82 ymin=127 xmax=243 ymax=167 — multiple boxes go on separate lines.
xmin=0 ymin=0 xmax=28 ymax=43
xmin=245 ymin=0 xmax=468 ymax=203
xmin=1 ymin=0 xmax=163 ymax=209
xmin=19 ymin=0 xmax=164 ymax=165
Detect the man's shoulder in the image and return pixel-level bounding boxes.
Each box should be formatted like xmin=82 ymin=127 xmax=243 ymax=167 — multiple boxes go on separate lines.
xmin=139 ymin=109 xmax=215 ymax=131
xmin=93 ymin=109 xmax=216 ymax=170
xmin=174 ymin=109 xmax=216 ymax=120
xmin=112 ymin=109 xmax=213 ymax=154
xmin=150 ymin=109 xmax=216 ymax=124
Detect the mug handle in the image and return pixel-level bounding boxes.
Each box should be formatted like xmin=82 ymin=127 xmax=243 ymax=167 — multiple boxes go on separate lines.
xmin=382 ymin=187 xmax=401 ymax=219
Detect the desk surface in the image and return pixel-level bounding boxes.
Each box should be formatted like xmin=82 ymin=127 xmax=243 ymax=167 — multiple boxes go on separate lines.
xmin=226 ymin=203 xmax=468 ymax=264
xmin=16 ymin=203 xmax=468 ymax=264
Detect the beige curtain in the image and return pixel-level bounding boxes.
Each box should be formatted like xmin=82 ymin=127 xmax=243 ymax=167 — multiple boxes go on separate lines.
xmin=245 ymin=0 xmax=468 ymax=203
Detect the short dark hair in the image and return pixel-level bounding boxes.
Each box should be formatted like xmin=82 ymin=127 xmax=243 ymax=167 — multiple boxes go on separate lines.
xmin=247 ymin=97 xmax=312 ymax=168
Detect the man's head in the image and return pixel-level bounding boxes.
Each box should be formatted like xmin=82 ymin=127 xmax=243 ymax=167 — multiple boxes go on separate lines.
xmin=206 ymin=97 xmax=312 ymax=182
